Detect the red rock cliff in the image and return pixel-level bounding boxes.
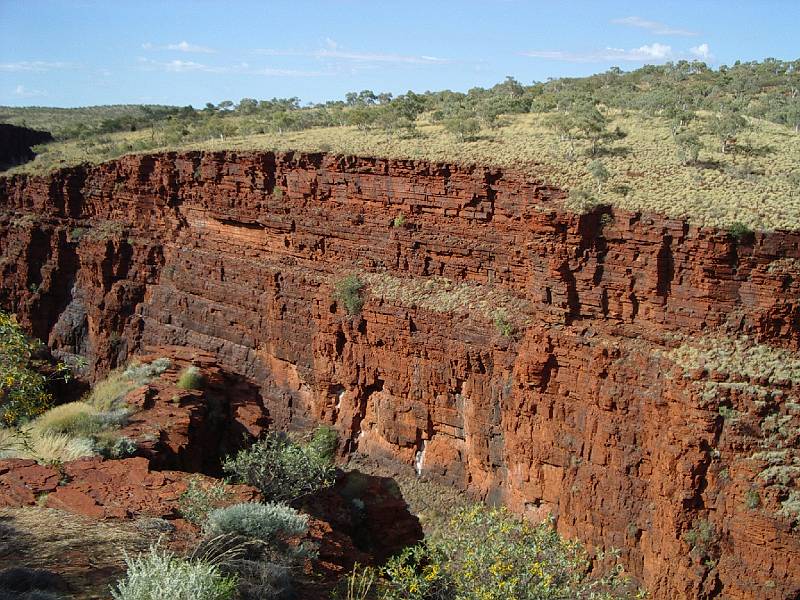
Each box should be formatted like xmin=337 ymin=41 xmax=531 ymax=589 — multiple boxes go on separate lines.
xmin=1 ymin=151 xmax=798 ymax=599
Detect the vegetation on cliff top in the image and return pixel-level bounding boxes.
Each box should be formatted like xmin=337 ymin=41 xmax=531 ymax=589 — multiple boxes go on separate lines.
xmin=2 ymin=59 xmax=799 ymax=231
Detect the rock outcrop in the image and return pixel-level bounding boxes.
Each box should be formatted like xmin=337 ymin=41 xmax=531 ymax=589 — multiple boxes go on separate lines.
xmin=1 ymin=151 xmax=798 ymax=598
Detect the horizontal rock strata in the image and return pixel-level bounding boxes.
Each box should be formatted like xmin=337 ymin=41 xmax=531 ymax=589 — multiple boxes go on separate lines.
xmin=1 ymin=151 xmax=799 ymax=598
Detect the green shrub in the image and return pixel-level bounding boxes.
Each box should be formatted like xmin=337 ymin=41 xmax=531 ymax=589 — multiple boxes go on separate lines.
xmin=176 ymin=366 xmax=204 ymax=390
xmin=178 ymin=477 xmax=233 ymax=525
xmin=111 ymin=545 xmax=237 ymax=600
xmin=392 ymin=213 xmax=406 ymax=228
xmin=684 ymin=519 xmax=717 ymax=558
xmin=375 ymin=504 xmax=639 ymax=600
xmin=0 ymin=311 xmax=70 ymax=426
xmin=204 ymin=502 xmax=308 ymax=548
xmin=728 ymin=221 xmax=754 ymax=241
xmin=334 ymin=275 xmax=366 ymax=315
xmin=744 ymin=489 xmax=761 ymax=510
xmin=308 ymin=425 xmax=338 ymax=463
xmin=223 ymin=429 xmax=337 ymax=503
xmin=492 ymin=310 xmax=515 ymax=337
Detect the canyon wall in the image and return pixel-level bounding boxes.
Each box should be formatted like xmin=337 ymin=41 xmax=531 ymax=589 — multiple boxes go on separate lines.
xmin=1 ymin=151 xmax=798 ymax=598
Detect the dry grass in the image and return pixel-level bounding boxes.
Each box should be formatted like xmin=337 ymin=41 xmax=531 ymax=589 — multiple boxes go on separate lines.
xmin=0 ymin=428 xmax=95 ymax=463
xmin=0 ymin=506 xmax=154 ymax=599
xmin=364 ymin=272 xmax=530 ymax=328
xmin=667 ymin=335 xmax=800 ymax=385
xmin=31 ymin=401 xmax=99 ymax=435
xmin=86 ymin=370 xmax=140 ymax=411
xmin=6 ymin=110 xmax=800 ymax=231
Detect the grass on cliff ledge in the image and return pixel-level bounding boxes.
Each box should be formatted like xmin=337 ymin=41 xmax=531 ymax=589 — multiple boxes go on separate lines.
xmin=5 ymin=110 xmax=800 ymax=232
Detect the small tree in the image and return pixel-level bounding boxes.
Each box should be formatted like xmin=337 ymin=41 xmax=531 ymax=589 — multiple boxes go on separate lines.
xmin=588 ymin=160 xmax=610 ymax=192
xmin=675 ymin=131 xmax=701 ymax=165
xmin=572 ymin=100 xmax=608 ymax=155
xmin=710 ymin=111 xmax=747 ymax=154
xmin=443 ymin=114 xmax=481 ymax=141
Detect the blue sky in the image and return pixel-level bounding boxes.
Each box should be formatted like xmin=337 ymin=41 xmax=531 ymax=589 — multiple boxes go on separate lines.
xmin=1 ymin=0 xmax=798 ymax=107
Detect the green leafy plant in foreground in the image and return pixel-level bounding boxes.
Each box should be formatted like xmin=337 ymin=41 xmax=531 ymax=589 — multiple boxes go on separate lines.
xmin=111 ymin=544 xmax=237 ymax=600
xmin=342 ymin=504 xmax=643 ymax=600
xmin=0 ymin=312 xmax=71 ymax=426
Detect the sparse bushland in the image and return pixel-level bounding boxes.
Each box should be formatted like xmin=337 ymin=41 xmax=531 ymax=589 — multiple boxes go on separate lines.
xmin=363 ymin=272 xmax=529 ymax=327
xmin=110 ymin=544 xmax=238 ymax=600
xmin=668 ymin=335 xmax=800 ymax=385
xmin=223 ymin=427 xmax=338 ymax=503
xmin=336 ymin=504 xmax=643 ymax=600
xmin=5 ymin=60 xmax=800 ymax=231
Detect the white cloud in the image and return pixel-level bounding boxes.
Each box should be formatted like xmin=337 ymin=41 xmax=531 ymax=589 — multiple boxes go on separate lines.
xmin=137 ymin=57 xmax=326 ymax=77
xmin=612 ymin=16 xmax=698 ymax=36
xmin=0 ymin=61 xmax=76 ymax=72
xmin=253 ymin=67 xmax=328 ymax=77
xmin=254 ymin=45 xmax=449 ymax=65
xmin=522 ymin=43 xmax=673 ymax=63
xmin=141 ymin=41 xmax=216 ymax=53
xmin=12 ymin=84 xmax=46 ymax=97
xmin=167 ymin=41 xmax=216 ymax=53
xmin=690 ymin=43 xmax=712 ymax=60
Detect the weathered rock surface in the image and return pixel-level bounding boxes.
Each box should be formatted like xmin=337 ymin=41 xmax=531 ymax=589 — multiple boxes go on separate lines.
xmin=1 ymin=151 xmax=799 ymax=598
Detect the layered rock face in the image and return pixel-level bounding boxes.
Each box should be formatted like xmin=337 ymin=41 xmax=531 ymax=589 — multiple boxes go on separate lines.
xmin=1 ymin=151 xmax=798 ymax=598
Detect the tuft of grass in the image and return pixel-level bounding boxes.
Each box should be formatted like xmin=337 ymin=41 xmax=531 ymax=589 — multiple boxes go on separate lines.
xmin=176 ymin=366 xmax=204 ymax=390
xmin=87 ymin=358 xmax=172 ymax=411
xmin=20 ymin=432 xmax=95 ymax=464
xmin=31 ymin=401 xmax=100 ymax=436
xmin=86 ymin=371 xmax=139 ymax=411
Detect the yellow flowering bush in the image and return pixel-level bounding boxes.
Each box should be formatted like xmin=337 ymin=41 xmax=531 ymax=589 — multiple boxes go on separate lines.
xmin=0 ymin=312 xmax=70 ymax=426
xmin=371 ymin=505 xmax=644 ymax=600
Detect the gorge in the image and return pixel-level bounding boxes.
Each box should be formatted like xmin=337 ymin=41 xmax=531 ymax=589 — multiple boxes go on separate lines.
xmin=1 ymin=150 xmax=798 ymax=599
